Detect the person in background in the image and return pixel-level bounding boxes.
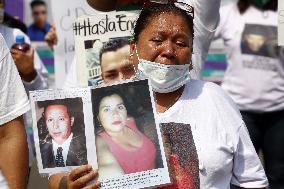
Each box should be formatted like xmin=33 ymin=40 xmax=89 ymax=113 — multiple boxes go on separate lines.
xmin=0 ymin=33 xmax=29 ymax=189
xmin=28 ymin=0 xmax=57 ymax=47
xmin=214 ymin=1 xmax=283 ymax=188
xmin=0 ymin=6 xmax=49 ymax=175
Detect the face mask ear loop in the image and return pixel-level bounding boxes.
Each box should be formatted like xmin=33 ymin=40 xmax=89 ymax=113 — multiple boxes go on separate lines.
xmin=133 ymin=43 xmax=141 ymax=76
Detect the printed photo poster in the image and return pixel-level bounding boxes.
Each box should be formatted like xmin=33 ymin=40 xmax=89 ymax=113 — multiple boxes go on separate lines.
xmin=159 ymin=123 xmax=200 ymax=189
xmin=240 ymin=24 xmax=282 ymax=72
xmin=279 ymin=0 xmax=284 ymax=46
xmin=73 ymin=11 xmax=138 ymax=87
xmin=29 ymin=88 xmax=98 ymax=175
xmin=91 ymin=80 xmax=171 ymax=189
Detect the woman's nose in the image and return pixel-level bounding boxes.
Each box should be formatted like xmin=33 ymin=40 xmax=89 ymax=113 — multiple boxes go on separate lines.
xmin=112 ymin=108 xmax=120 ymax=116
xmin=118 ymin=72 xmax=124 ymax=81
xmin=161 ymin=41 xmax=176 ymax=59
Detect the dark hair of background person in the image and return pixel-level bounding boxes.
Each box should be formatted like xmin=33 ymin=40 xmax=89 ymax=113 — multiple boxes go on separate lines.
xmin=1 ymin=0 xmax=27 ymax=33
xmin=237 ymin=0 xmax=277 ymax=14
xmin=92 ymin=86 xmax=137 ymax=134
xmin=99 ymin=37 xmax=129 ymax=62
xmin=3 ymin=13 xmax=28 ymax=34
xmin=30 ymin=0 xmax=46 ymax=9
xmin=133 ymin=3 xmax=194 ymax=43
xmin=37 ymin=97 xmax=85 ymax=139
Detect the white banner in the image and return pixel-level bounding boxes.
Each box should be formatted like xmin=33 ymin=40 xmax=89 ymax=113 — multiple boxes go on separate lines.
xmin=50 ymin=0 xmax=99 ymax=87
xmin=279 ymin=0 xmax=284 ymax=46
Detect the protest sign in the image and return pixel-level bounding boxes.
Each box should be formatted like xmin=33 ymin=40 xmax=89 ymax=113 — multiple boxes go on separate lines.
xmin=30 ymin=80 xmax=171 ymax=188
xmin=50 ymin=0 xmax=98 ymax=87
xmin=73 ymin=11 xmax=138 ymax=87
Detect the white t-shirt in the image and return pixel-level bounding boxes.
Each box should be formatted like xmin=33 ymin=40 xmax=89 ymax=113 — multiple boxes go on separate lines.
xmin=0 ymin=24 xmax=49 ymax=91
xmin=157 ymin=80 xmax=268 ymax=188
xmin=63 ymin=0 xmax=220 ymax=88
xmin=0 ymin=34 xmax=30 ymax=188
xmin=0 ymin=24 xmax=49 ymax=166
xmin=215 ymin=4 xmax=284 ymax=112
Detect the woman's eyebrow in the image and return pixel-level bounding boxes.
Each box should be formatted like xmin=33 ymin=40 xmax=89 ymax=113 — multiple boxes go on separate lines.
xmin=100 ymin=105 xmax=110 ymax=109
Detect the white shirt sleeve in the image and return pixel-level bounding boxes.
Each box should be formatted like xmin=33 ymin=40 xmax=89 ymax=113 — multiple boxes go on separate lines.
xmin=180 ymin=0 xmax=221 ymax=79
xmin=63 ymin=57 xmax=79 ymax=89
xmin=231 ymin=123 xmax=268 ymax=188
xmin=0 ymin=34 xmax=30 ymax=125
xmin=214 ymin=4 xmax=235 ymax=41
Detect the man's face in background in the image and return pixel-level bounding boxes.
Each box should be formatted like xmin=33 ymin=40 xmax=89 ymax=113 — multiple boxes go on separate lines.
xmin=32 ymin=4 xmax=47 ymax=28
xmin=101 ymin=44 xmax=135 ymax=83
xmin=44 ymin=105 xmax=74 ymax=145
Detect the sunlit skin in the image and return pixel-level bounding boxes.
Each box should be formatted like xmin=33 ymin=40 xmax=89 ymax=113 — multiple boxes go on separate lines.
xmin=98 ymin=94 xmax=143 ymax=148
xmin=45 ymin=105 xmax=74 ymax=145
xmin=98 ymin=94 xmax=128 ymax=135
xmin=244 ymin=34 xmax=266 ymax=52
xmin=32 ymin=4 xmax=48 ymax=29
xmin=101 ymin=45 xmax=135 ymax=83
xmin=130 ymin=13 xmax=193 ymax=113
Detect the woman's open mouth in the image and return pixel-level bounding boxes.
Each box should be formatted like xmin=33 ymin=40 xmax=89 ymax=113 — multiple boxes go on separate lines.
xmin=112 ymin=121 xmax=122 ymax=125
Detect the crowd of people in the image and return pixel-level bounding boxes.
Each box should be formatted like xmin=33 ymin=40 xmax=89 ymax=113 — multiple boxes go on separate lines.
xmin=0 ymin=0 xmax=283 ymax=189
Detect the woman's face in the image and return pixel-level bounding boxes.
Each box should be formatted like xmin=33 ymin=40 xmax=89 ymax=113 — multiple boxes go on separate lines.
xmin=98 ymin=94 xmax=127 ymax=134
xmin=130 ymin=12 xmax=193 ymax=68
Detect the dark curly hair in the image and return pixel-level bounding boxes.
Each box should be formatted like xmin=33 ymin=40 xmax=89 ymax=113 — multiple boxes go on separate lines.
xmin=237 ymin=0 xmax=277 ymax=14
xmin=92 ymin=87 xmax=136 ymax=133
xmin=99 ymin=37 xmax=130 ymax=62
xmin=133 ymin=3 xmax=194 ymax=43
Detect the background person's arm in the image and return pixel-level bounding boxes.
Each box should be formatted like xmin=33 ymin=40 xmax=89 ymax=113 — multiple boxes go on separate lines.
xmin=186 ymin=0 xmax=221 ymax=79
xmin=0 ymin=116 xmax=28 ymax=189
xmin=86 ymin=0 xmax=117 ymax=11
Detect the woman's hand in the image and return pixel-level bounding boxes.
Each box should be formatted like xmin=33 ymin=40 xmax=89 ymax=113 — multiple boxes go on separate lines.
xmin=49 ymin=165 xmax=100 ymax=189
xmin=66 ymin=165 xmax=100 ymax=189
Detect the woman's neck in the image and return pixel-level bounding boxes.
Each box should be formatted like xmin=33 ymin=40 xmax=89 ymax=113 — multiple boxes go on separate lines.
xmin=106 ymin=126 xmax=128 ymax=138
xmin=155 ymin=86 xmax=185 ymax=113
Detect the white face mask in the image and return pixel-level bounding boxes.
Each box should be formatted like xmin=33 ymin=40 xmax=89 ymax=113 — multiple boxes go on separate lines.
xmin=135 ymin=47 xmax=191 ymax=93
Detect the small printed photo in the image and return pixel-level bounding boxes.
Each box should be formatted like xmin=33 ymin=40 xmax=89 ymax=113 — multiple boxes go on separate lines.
xmin=30 ymin=89 xmax=98 ymax=175
xmin=241 ymin=24 xmax=278 ymax=58
xmin=36 ymin=98 xmax=88 ymax=169
xmin=84 ymin=37 xmax=134 ymax=86
xmin=91 ymin=80 xmax=168 ymax=188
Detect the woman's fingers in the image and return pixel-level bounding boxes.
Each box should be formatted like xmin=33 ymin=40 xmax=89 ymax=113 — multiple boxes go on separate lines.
xmin=82 ymin=181 xmax=101 ymax=189
xmin=75 ymin=170 xmax=99 ymax=187
xmin=69 ymin=165 xmax=93 ymax=181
